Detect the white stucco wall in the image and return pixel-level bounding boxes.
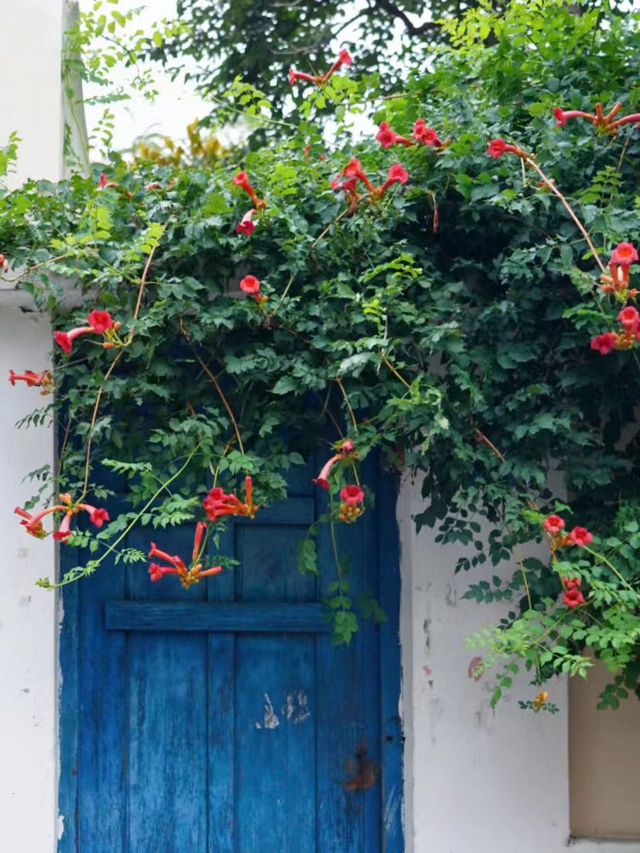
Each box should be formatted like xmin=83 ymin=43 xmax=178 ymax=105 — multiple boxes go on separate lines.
xmin=0 ymin=1 xmax=65 ymax=850
xmin=399 ymin=476 xmax=640 ymax=853
xmin=2 ymin=0 xmax=65 ymax=190
xmin=0 ymin=310 xmax=57 ymax=852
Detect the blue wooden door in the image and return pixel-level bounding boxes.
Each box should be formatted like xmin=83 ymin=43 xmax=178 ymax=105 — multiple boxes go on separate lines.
xmin=58 ymin=459 xmax=402 ymax=852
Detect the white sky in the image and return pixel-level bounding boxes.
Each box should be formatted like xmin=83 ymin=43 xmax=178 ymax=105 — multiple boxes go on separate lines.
xmin=79 ymin=0 xmax=212 ymax=154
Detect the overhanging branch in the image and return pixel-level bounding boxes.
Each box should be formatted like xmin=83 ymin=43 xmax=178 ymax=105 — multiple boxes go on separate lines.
xmin=373 ymin=0 xmax=441 ymax=35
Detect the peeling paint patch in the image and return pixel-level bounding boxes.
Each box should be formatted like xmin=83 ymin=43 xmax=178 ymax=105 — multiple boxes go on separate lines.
xmin=262 ymin=693 xmax=280 ymax=729
xmin=57 ymin=814 xmax=64 ymax=841
xmin=256 ymin=690 xmax=311 ymax=729
xmin=292 ymin=690 xmax=310 ymax=724
xmin=384 ymin=784 xmax=401 ymax=834
xmin=283 ymin=689 xmax=311 ymax=724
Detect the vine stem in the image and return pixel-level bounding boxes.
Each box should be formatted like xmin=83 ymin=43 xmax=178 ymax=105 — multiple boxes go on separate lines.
xmin=81 ymin=240 xmax=161 ymax=496
xmin=180 ymin=324 xmax=245 ymax=455
xmin=56 ymin=416 xmax=73 ymax=488
xmin=525 ymin=157 xmax=606 ymax=273
xmin=583 ymin=545 xmax=635 ymax=591
xmin=127 ymin=233 xmax=164 ymax=341
xmin=381 ymin=355 xmax=412 ymax=389
xmin=328 ymin=493 xmax=349 ymax=623
xmin=81 ymin=352 xmax=124 ymax=496
xmin=334 ymin=377 xmax=358 ymax=432
xmin=514 ymin=544 xmax=533 ymax=612
xmin=310 ymin=206 xmax=351 ymax=249
xmin=278 ymin=272 xmax=296 ymax=304
xmin=527 ymin=607 xmax=584 ymax=649
xmin=473 ymin=427 xmax=537 ymax=511
xmin=0 ymin=253 xmax=69 ymax=283
xmin=50 ymin=443 xmax=201 ymax=589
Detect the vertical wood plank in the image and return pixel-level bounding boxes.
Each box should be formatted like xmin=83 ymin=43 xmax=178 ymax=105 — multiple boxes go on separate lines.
xmin=378 ymin=466 xmax=404 ymax=852
xmin=207 ymin=521 xmax=235 ymax=853
xmin=315 ymin=476 xmax=364 ymax=853
xmin=75 ymin=527 xmax=127 ymax=852
xmin=126 ymin=526 xmax=208 ymax=852
xmin=234 ymin=634 xmax=316 ymax=852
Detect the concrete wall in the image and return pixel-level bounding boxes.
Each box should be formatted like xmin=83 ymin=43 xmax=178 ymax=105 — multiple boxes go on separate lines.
xmin=0 ymin=1 xmax=65 ymax=849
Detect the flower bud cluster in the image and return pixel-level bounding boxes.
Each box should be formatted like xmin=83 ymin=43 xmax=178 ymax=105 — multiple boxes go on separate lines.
xmin=337 ymin=485 xmax=364 ymax=523
xmin=375 ymin=119 xmax=447 ymax=150
xmin=591 ymin=305 xmax=640 ymax=354
xmin=561 ymin=576 xmax=585 ymax=609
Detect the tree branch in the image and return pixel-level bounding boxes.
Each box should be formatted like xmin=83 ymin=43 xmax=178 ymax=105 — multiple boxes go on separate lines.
xmin=373 ymin=0 xmax=441 ymax=35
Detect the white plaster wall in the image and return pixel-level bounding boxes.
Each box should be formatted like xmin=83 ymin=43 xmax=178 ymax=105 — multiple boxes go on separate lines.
xmin=0 ymin=309 xmax=57 ymax=852
xmin=1 ymin=0 xmax=65 ymax=190
xmin=0 ymin=1 xmax=65 ymax=850
xmin=399 ymin=475 xmax=640 ymax=853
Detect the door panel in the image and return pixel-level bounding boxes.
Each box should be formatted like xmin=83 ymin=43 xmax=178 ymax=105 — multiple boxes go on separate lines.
xmin=58 ymin=457 xmax=402 ymax=852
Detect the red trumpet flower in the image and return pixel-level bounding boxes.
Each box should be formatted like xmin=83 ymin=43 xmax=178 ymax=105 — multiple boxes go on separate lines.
xmin=236 ymin=208 xmax=256 ymax=236
xmin=148 ymin=522 xmax=222 ymax=589
xmin=590 ymin=332 xmax=619 ymax=355
xmin=97 ymin=172 xmax=118 ymax=189
xmin=602 ymin=241 xmax=640 ymax=294
xmin=14 ymin=507 xmax=46 ymax=539
xmin=8 ymin=369 xmax=53 ymax=393
xmin=568 ymin=526 xmax=593 ymax=548
xmin=289 ymin=49 xmax=352 ymax=88
xmin=553 ymin=102 xmax=640 ymax=134
xmin=239 ymin=274 xmax=267 ymax=305
xmin=342 ymin=157 xmax=375 ymax=193
xmin=312 ymin=439 xmax=357 ymax=490
xmin=87 ymin=310 xmax=114 ymax=334
xmin=375 ymin=164 xmax=409 ymax=198
xmin=54 ymin=310 xmax=117 ymax=354
xmin=413 ymin=119 xmax=444 ymax=147
xmin=487 ymin=138 xmax=526 ymax=159
xmin=561 ymin=576 xmax=585 ymax=609
xmin=376 ymin=122 xmax=413 ymax=150
xmin=338 ymin=484 xmax=365 ymax=523
xmin=15 ymin=493 xmax=109 ymax=542
xmin=232 ymin=172 xmax=265 ymax=210
xmin=203 ymin=476 xmax=258 ymax=523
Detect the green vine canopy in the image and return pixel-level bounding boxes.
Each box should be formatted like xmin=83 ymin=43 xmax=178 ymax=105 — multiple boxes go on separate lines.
xmin=5 ymin=0 xmax=640 ymax=710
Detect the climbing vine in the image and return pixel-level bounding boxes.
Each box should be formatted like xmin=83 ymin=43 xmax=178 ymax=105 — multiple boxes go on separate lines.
xmin=5 ymin=0 xmax=640 ymax=708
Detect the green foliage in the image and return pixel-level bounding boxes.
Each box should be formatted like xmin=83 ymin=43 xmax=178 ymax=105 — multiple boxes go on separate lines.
xmin=8 ymin=0 xmax=640 ymax=700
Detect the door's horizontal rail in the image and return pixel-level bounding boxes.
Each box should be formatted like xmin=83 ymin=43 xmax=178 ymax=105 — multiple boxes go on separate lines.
xmin=105 ymin=601 xmax=331 ymax=633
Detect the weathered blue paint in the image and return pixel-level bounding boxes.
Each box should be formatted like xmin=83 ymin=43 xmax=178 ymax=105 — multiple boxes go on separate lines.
xmin=58 ymin=456 xmax=403 ymax=852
